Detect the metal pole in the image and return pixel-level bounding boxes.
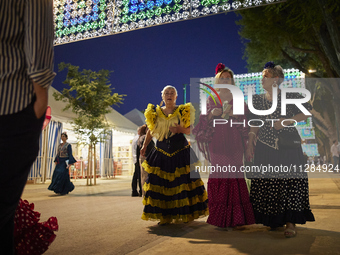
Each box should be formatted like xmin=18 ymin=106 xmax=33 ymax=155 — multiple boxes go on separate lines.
xmin=43 ymin=125 xmax=49 ymax=183
xmin=183 ymin=84 xmax=187 ymax=104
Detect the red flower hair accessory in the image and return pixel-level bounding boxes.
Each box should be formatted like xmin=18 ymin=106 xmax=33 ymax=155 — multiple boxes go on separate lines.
xmin=215 ymin=63 xmax=225 ymax=74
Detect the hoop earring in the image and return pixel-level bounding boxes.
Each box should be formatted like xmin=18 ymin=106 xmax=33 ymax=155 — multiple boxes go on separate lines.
xmin=273 ymin=80 xmax=277 ymax=88
xmin=160 ymin=100 xmax=164 ymax=107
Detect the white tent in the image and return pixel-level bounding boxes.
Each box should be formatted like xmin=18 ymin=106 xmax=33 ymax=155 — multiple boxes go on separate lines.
xmin=49 ymin=87 xmax=138 ymax=133
xmin=124 ymin=108 xmax=146 ymax=127
xmin=30 ymin=87 xmax=138 ymax=182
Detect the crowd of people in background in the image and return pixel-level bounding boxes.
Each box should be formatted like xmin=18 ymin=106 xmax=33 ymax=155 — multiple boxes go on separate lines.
xmin=303 ymin=141 xmax=340 ymax=173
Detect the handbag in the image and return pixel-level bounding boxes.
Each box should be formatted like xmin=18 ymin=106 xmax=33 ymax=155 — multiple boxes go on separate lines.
xmin=262 ymin=94 xmax=301 ymax=149
xmin=276 ymin=129 xmax=301 ymax=149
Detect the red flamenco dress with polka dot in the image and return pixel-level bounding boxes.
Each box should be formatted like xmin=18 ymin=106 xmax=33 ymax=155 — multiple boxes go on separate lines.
xmin=14 ymin=199 xmax=58 ymax=255
xmin=193 ymin=96 xmax=255 ymax=228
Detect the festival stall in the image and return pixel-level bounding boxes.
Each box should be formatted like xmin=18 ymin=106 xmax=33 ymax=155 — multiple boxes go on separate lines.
xmin=29 ymin=87 xmax=138 ymax=183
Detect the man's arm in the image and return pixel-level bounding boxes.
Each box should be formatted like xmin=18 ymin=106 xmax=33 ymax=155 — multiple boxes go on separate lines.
xmin=25 ymin=0 xmax=56 ymax=118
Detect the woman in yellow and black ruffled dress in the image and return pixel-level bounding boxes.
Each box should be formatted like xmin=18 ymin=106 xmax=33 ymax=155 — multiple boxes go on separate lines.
xmin=140 ymin=85 xmax=208 ymax=225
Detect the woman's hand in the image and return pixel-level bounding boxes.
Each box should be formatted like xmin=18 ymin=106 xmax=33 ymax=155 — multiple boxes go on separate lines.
xmin=211 ymin=108 xmax=222 ymax=116
xmin=245 ymin=143 xmax=254 ymax=162
xmin=169 ymin=123 xmax=182 ymax=134
xmin=169 ymin=123 xmax=190 ymax=135
xmin=33 ymin=81 xmax=48 ymax=119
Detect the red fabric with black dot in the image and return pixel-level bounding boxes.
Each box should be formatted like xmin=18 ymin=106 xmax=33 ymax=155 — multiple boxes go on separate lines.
xmin=14 ymin=199 xmax=58 ymax=255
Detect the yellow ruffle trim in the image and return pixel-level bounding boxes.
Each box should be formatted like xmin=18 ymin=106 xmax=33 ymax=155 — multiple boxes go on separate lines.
xmin=142 ymin=160 xmax=201 ymax=182
xmin=154 ymin=145 xmax=190 ymax=157
xmin=156 ymin=105 xmax=181 ymax=120
xmin=144 ymin=103 xmax=157 ymax=132
xmin=143 ymin=178 xmax=205 ymax=196
xmin=143 ymin=192 xmax=208 ymax=209
xmin=144 ymin=103 xmax=196 ymax=132
xmin=141 ymin=209 xmax=209 ymax=223
xmin=179 ymin=103 xmax=195 ymax=128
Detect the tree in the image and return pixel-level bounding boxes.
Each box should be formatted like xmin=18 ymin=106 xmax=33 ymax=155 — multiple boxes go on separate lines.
xmin=236 ymin=0 xmax=340 ymax=152
xmin=54 ymin=62 xmax=125 ymax=185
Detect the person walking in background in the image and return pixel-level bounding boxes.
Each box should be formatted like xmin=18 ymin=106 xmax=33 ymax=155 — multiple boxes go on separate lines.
xmin=0 ymin=0 xmax=56 ymax=253
xmin=140 ymin=85 xmax=208 ymax=225
xmin=303 ymin=152 xmax=309 ymax=169
xmin=246 ymin=61 xmax=315 ymax=238
xmin=48 ymin=132 xmax=77 ymax=195
xmin=137 ymin=125 xmax=155 ymax=197
xmin=193 ymin=63 xmax=255 ymax=229
xmin=131 ymin=126 xmax=142 ymax=196
xmin=331 ymin=140 xmax=339 ymax=173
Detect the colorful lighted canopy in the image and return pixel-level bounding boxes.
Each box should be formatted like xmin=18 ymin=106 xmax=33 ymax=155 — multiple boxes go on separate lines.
xmin=297 ymin=117 xmax=314 ymax=140
xmin=298 ymin=127 xmax=315 ymax=140
xmin=197 ymin=69 xmax=311 ymax=133
xmin=54 ymin=0 xmax=285 ymax=45
xmin=199 ymin=68 xmax=306 ymax=103
xmin=302 ymin=143 xmax=319 ymax=157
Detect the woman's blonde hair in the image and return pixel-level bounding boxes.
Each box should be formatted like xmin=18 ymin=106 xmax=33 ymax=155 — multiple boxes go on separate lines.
xmin=214 ymin=68 xmax=235 ymax=92
xmin=215 ymin=69 xmax=235 ymax=84
xmin=160 ymin=85 xmax=177 ymax=106
xmin=161 ymin=85 xmax=178 ymax=96
xmin=263 ymin=62 xmax=285 ymax=85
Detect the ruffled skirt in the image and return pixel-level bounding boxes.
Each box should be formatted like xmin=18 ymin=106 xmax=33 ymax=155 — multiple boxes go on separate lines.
xmin=250 ymin=141 xmax=315 ymax=228
xmin=141 ymin=134 xmax=208 ymax=223
xmin=14 ymin=199 xmax=58 ymax=255
xmin=207 ymin=178 xmax=255 ymax=228
xmin=48 ymin=159 xmax=74 ymax=195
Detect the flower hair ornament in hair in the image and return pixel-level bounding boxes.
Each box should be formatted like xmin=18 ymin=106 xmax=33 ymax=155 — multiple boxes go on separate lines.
xmin=264 ymin=61 xmax=275 ymax=69
xmin=215 ymin=63 xmax=226 ymax=74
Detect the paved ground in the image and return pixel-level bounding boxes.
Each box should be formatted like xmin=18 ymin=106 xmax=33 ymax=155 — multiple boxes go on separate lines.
xmin=21 ymin=174 xmax=340 ymax=255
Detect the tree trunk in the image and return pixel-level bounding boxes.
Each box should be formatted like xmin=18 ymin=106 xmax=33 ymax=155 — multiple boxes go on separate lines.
xmin=333 ymin=100 xmax=340 ymax=141
xmin=311 ymin=109 xmax=336 ymax=140
xmin=90 ymin=144 xmax=92 ymax=186
xmin=87 ymin=145 xmax=90 ymax=186
xmin=316 ymin=136 xmax=325 ymax=158
xmin=321 ymin=135 xmax=332 ymax=163
xmin=94 ymin=143 xmax=97 ymax=186
xmin=311 ymin=109 xmax=338 ymax=142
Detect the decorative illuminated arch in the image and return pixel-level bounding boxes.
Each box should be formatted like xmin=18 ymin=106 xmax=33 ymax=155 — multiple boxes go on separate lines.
xmin=54 ymin=0 xmax=286 ymax=45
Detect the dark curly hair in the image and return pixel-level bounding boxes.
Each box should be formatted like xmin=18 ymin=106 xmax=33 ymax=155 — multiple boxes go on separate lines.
xmin=139 ymin=124 xmax=147 ymax=136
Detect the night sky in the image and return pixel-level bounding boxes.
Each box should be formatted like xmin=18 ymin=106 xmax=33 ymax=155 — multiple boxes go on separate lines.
xmin=53 ymin=11 xmax=248 ymax=115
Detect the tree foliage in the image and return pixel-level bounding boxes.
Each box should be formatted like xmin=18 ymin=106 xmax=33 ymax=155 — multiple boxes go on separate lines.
xmin=236 ymin=0 xmax=340 ymax=148
xmin=53 ymin=62 xmax=125 ymax=144
xmin=237 ymin=0 xmax=340 ymax=78
xmin=53 ymin=62 xmax=125 ymax=185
